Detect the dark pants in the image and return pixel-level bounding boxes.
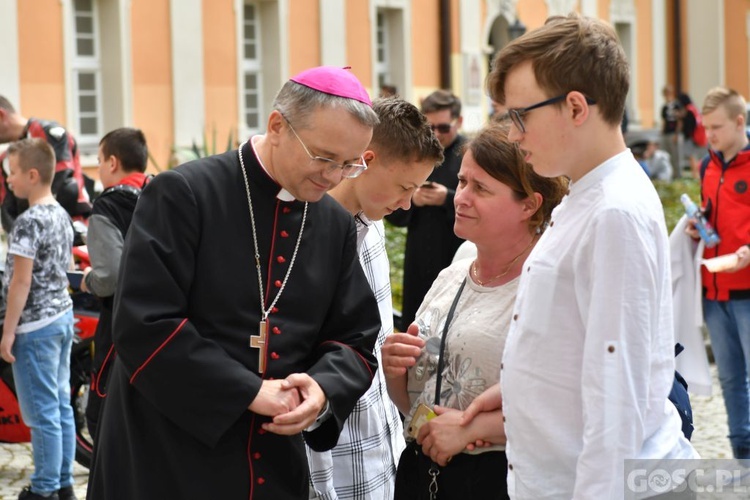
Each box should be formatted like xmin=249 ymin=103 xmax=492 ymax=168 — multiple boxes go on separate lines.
xmin=395 ymin=441 xmax=509 ymax=500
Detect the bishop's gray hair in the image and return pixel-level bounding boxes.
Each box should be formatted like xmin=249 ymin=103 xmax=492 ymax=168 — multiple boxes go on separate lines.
xmin=272 ymin=81 xmax=379 ymax=130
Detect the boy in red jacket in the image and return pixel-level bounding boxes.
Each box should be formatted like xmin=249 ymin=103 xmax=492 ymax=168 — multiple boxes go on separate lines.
xmin=688 ymin=86 xmax=750 ymax=458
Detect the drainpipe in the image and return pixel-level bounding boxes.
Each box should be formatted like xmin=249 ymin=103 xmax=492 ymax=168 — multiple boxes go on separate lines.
xmin=674 ymin=0 xmax=682 ymax=92
xmin=439 ymin=0 xmax=451 ymax=89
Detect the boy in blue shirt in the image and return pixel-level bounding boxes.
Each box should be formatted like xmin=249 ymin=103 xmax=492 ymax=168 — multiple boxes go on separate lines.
xmin=0 ymin=138 xmax=76 ymax=500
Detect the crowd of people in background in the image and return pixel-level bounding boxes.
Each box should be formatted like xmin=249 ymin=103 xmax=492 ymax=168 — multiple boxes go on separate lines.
xmin=0 ymin=10 xmax=749 ymax=500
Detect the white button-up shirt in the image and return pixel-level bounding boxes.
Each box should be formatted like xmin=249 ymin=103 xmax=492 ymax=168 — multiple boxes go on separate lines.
xmin=501 ymin=150 xmax=698 ymax=500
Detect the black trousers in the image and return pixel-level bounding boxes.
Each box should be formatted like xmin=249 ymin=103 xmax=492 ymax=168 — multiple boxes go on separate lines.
xmin=394 ymin=441 xmax=509 ymax=500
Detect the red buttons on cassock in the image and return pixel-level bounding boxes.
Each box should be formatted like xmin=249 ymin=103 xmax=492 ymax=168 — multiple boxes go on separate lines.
xmin=274 ymin=280 xmax=282 ymax=288
xmin=283 ymin=207 xmax=291 ymax=214
xmin=272 ymin=327 xmax=281 ymax=335
xmin=280 ymin=230 xmax=289 ymax=238
xmin=271 ymin=307 xmax=279 ymax=314
xmin=253 ymin=452 xmax=261 ymax=460
xmin=257 ymin=477 xmax=265 ymax=485
xmin=258 ymin=428 xmax=266 ymax=435
xmin=277 ymin=256 xmax=286 ymax=263
xmin=270 ymin=352 xmax=280 ymax=360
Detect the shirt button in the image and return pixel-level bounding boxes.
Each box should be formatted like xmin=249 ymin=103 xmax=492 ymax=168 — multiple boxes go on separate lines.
xmin=274 ymin=280 xmax=282 ymax=288
xmin=270 ymin=352 xmax=280 ymax=360
xmin=500 ymin=363 xmax=504 ymax=370
xmin=280 ymin=230 xmax=289 ymax=238
xmin=277 ymin=256 xmax=286 ymax=263
xmin=608 ymin=345 xmax=615 ymax=353
xmin=253 ymin=452 xmax=261 ymax=460
xmin=257 ymin=477 xmax=266 ymax=484
xmin=527 ymin=266 xmax=531 ymax=272
xmin=513 ymin=314 xmax=518 ymax=321
xmin=503 ymin=416 xmax=506 ymax=423
xmin=508 ymin=463 xmax=513 ymax=471
xmin=272 ymin=326 xmax=281 ymax=335
xmin=550 ymin=221 xmax=555 ymax=227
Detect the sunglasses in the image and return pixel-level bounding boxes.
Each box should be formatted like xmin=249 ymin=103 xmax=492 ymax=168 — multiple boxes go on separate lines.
xmin=429 ymin=121 xmax=456 ymax=134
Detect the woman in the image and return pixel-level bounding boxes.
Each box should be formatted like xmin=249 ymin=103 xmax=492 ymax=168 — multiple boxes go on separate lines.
xmin=382 ymin=122 xmax=567 ymax=499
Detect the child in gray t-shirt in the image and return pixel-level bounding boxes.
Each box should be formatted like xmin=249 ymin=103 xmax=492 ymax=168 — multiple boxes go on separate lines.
xmin=0 ymin=138 xmax=76 ymax=500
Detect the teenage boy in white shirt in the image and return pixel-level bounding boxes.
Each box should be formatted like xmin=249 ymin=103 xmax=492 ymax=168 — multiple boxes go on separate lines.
xmin=463 ymin=13 xmax=697 ymax=500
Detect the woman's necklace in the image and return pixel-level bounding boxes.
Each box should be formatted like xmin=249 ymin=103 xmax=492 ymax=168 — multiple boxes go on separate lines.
xmin=471 ymin=235 xmax=537 ymax=286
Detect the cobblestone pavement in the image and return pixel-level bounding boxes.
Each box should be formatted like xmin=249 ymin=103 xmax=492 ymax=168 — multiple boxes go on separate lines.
xmin=0 ymin=365 xmax=735 ymax=499
xmin=691 ymin=364 xmax=733 ymax=460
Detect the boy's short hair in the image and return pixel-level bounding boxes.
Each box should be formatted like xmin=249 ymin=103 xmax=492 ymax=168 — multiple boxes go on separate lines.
xmin=420 ymin=90 xmax=462 ymax=118
xmin=488 ymin=13 xmax=629 ymax=127
xmin=7 ymin=138 xmax=55 ymax=185
xmin=370 ymin=97 xmax=444 ymax=166
xmin=0 ymin=95 xmax=16 ymax=113
xmin=702 ymin=87 xmax=747 ymax=120
xmin=100 ymin=128 xmax=149 ymax=173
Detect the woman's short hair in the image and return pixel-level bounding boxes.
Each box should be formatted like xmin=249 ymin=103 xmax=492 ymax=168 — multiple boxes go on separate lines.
xmin=466 ymin=121 xmax=568 ymax=233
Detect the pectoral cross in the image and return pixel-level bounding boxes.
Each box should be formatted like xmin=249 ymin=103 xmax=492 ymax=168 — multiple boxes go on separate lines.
xmin=250 ymin=320 xmax=268 ymax=374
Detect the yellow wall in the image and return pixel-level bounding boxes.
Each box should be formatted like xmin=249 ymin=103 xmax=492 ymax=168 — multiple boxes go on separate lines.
xmin=289 ymin=0 xmax=321 ymax=74
xmin=725 ymin=0 xmax=750 ymax=97
xmin=346 ymin=0 xmax=372 ymax=87
xmin=411 ymin=0 xmax=440 ymax=90
xmin=131 ymin=0 xmax=173 ymax=171
xmin=203 ymin=0 xmax=238 ymax=148
xmin=17 ymin=0 xmax=66 ymax=124
xmin=598 ymin=0 xmax=609 ymax=19
xmin=518 ymin=0 xmax=549 ymax=31
xmin=636 ymin=0 xmax=655 ymax=127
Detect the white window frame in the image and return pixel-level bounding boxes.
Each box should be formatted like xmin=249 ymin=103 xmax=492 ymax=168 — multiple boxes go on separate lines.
xmin=369 ymin=1 xmax=411 ymax=101
xmin=241 ymin=1 xmax=264 ymax=135
xmin=375 ymin=10 xmax=391 ymax=90
xmin=71 ymin=0 xmax=104 ymax=149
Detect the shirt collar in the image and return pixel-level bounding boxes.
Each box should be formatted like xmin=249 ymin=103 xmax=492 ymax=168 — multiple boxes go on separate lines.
xmin=250 ymin=135 xmax=296 ymax=202
xmin=569 ymin=149 xmax=632 ymax=196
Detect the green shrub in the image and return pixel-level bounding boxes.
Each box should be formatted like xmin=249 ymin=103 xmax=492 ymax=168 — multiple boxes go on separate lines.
xmin=654 ymin=178 xmax=702 ymax=233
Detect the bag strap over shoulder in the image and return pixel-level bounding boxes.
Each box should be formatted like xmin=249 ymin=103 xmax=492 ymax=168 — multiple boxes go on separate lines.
xmin=434 ymin=277 xmax=467 ymax=406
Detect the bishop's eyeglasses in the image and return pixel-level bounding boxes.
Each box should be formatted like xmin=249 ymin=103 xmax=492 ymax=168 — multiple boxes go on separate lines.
xmin=501 ymin=93 xmax=597 ymax=134
xmin=282 ymin=114 xmax=368 ymax=179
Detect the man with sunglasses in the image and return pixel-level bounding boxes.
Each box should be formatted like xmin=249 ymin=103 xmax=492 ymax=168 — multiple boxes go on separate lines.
xmin=386 ymin=89 xmax=466 ymax=331
xmin=87 ymin=66 xmax=383 ymax=500
xmin=465 ymin=13 xmax=698 ymax=500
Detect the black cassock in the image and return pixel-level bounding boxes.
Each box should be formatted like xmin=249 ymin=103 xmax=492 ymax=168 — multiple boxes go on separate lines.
xmin=87 ymin=144 xmax=380 ymax=499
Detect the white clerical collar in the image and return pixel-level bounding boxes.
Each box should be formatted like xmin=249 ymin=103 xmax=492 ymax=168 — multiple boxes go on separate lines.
xmin=250 ymin=135 xmax=296 ymax=202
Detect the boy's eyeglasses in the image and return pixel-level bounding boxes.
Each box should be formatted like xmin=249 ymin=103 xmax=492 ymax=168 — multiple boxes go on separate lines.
xmin=501 ymin=93 xmax=597 ymax=134
xmin=429 ymin=121 xmax=456 ymax=134
xmin=281 ymin=114 xmax=368 ymax=179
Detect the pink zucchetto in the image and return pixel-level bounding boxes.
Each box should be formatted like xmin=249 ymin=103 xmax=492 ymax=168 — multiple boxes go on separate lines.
xmin=289 ymin=66 xmax=372 ymax=107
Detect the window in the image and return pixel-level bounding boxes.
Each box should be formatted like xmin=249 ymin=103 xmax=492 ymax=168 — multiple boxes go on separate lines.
xmin=371 ymin=4 xmax=408 ymax=99
xmin=242 ymin=2 xmax=262 ymax=131
xmin=375 ymin=10 xmax=390 ymax=90
xmin=71 ymin=0 xmax=103 ymax=145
